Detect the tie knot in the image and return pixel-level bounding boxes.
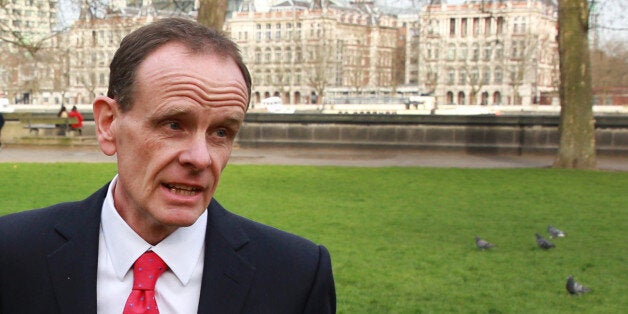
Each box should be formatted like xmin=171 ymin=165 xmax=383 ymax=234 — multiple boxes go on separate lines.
xmin=132 ymin=251 xmax=168 ymax=291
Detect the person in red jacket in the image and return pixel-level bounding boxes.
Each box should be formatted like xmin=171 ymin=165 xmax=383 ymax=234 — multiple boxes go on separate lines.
xmin=67 ymin=105 xmax=84 ymax=135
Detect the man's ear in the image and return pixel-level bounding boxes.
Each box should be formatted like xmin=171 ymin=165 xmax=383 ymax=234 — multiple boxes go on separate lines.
xmin=92 ymin=96 xmax=119 ymax=156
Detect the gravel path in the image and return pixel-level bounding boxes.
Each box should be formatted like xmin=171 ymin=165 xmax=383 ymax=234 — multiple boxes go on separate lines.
xmin=0 ymin=145 xmax=626 ymax=171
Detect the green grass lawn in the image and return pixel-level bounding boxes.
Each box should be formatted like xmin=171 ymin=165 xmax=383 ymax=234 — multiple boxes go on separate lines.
xmin=1 ymin=163 xmax=626 ymax=313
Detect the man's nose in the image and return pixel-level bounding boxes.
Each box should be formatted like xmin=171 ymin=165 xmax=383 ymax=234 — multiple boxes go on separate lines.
xmin=179 ymin=134 xmax=211 ymax=170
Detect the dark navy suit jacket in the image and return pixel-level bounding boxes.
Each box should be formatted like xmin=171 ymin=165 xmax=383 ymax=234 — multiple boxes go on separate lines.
xmin=0 ymin=184 xmax=335 ymax=313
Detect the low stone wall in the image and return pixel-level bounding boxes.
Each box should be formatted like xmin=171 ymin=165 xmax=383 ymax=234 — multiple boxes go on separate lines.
xmin=1 ymin=121 xmax=98 ymax=146
xmin=2 ymin=114 xmax=627 ymax=155
xmin=236 ymin=114 xmax=628 ymax=155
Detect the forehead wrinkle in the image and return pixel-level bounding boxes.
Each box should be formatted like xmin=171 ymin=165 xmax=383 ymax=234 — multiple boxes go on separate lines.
xmin=153 ymin=72 xmax=248 ymax=107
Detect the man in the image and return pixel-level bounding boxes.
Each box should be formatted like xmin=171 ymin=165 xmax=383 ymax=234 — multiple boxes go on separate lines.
xmin=0 ymin=111 xmax=4 ymax=149
xmin=0 ymin=18 xmax=335 ymax=313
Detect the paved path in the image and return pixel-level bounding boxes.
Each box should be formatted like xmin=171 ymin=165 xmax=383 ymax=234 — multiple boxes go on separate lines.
xmin=0 ymin=145 xmax=626 ymax=171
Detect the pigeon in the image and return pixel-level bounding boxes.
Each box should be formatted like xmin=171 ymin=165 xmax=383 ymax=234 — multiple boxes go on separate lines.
xmin=548 ymin=225 xmax=566 ymax=238
xmin=566 ymin=275 xmax=591 ymax=295
xmin=475 ymin=236 xmax=495 ymax=250
xmin=535 ymin=233 xmax=555 ymax=249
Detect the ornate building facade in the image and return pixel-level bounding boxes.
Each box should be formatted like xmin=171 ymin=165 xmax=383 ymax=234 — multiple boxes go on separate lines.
xmin=227 ymin=0 xmax=401 ymax=105
xmin=1 ymin=0 xmax=560 ymax=107
xmin=0 ymin=0 xmax=58 ymax=104
xmin=418 ymin=0 xmax=559 ymax=106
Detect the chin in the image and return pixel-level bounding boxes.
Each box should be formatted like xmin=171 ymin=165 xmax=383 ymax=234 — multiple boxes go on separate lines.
xmin=159 ymin=208 xmax=205 ymax=227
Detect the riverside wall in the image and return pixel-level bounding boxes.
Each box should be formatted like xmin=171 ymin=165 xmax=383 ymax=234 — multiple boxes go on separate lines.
xmin=237 ymin=114 xmax=628 ymax=155
xmin=1 ymin=113 xmax=627 ymax=155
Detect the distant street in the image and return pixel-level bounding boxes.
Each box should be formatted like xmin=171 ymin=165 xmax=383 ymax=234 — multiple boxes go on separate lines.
xmin=0 ymin=145 xmax=626 ymax=171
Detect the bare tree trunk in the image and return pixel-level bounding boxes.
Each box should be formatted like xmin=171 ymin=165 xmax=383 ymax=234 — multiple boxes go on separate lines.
xmin=197 ymin=0 xmax=228 ymax=31
xmin=553 ymin=0 xmax=597 ymax=169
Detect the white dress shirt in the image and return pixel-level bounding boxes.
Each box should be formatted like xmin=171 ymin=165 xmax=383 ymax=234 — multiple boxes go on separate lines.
xmin=97 ymin=175 xmax=207 ymax=314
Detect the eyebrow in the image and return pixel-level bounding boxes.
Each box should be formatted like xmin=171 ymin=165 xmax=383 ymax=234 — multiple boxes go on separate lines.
xmin=149 ymin=106 xmax=245 ymax=127
xmin=149 ymin=106 xmax=192 ymax=123
xmin=222 ymin=112 xmax=245 ymax=128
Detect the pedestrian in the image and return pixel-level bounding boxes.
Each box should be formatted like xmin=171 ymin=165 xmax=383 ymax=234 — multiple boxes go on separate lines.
xmin=68 ymin=105 xmax=84 ymax=135
xmin=56 ymin=105 xmax=69 ymax=135
xmin=0 ymin=17 xmax=335 ymax=313
xmin=0 ymin=112 xmax=4 ymax=149
xmin=57 ymin=105 xmax=68 ymax=118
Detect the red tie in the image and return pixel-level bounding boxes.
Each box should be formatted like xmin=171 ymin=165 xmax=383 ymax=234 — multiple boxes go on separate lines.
xmin=123 ymin=251 xmax=168 ymax=314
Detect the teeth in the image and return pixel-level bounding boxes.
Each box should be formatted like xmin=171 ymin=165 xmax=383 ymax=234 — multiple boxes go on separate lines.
xmin=166 ymin=184 xmax=200 ymax=196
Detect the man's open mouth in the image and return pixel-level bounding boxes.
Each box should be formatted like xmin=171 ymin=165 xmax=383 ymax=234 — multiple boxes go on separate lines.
xmin=164 ymin=183 xmax=201 ymax=196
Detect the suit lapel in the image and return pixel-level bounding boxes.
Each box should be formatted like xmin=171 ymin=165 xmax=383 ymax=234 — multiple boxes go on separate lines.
xmin=198 ymin=199 xmax=255 ymax=314
xmin=42 ymin=187 xmax=255 ymax=313
xmin=47 ymin=185 xmax=107 ymax=314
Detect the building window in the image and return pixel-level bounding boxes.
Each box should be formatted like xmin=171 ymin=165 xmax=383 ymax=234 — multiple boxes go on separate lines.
xmin=255 ymin=48 xmax=261 ymax=63
xmin=473 ymin=18 xmax=479 ymax=37
xmin=265 ymin=48 xmax=271 ymax=62
xmin=511 ymin=42 xmax=518 ymax=59
xmin=484 ymin=17 xmax=491 ymax=35
xmin=427 ymin=43 xmax=433 ymax=59
xmin=497 ymin=17 xmax=504 ymax=35
xmin=458 ymin=91 xmax=466 ymax=105
xmin=447 ymin=68 xmax=455 ymax=85
xmin=461 ymin=18 xmax=467 ymax=37
xmin=263 ymin=70 xmax=271 ymax=85
xmin=495 ymin=66 xmax=503 ymax=84
xmin=265 ymin=24 xmax=271 ymax=40
xmin=275 ymin=48 xmax=282 ymax=63
xmin=429 ymin=19 xmax=439 ymax=35
xmin=447 ymin=43 xmax=456 ymax=60
xmin=509 ymin=65 xmax=518 ymax=83
xmin=449 ymin=18 xmax=456 ymax=37
xmin=472 ymin=43 xmax=479 ymax=61
xmin=427 ymin=71 xmax=437 ymax=84
xmin=285 ymin=47 xmax=292 ymax=63
xmin=286 ymin=23 xmax=293 ymax=39
xmin=459 ymin=43 xmax=468 ymax=60
xmin=256 ymin=24 xmax=261 ymax=41
xmin=495 ymin=43 xmax=504 ymax=60
xmin=470 ymin=67 xmax=479 ymax=84
xmin=483 ymin=45 xmax=492 ymax=61
xmin=253 ymin=70 xmax=261 ymax=84
xmin=483 ymin=66 xmax=491 ymax=85
xmin=458 ymin=69 xmax=467 ymax=85
xmin=493 ymin=92 xmax=502 ymax=105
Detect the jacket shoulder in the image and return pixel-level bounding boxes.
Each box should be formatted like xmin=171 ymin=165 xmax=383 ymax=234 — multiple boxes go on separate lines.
xmin=0 ymin=184 xmax=107 ymax=252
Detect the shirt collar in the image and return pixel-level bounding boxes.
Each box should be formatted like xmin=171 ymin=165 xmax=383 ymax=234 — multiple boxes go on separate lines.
xmin=101 ymin=175 xmax=207 ymax=286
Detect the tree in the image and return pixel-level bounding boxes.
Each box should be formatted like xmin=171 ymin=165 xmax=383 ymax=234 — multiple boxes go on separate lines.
xmin=197 ymin=0 xmax=228 ymax=31
xmin=504 ymin=33 xmax=547 ymax=105
xmin=347 ymin=48 xmax=368 ymax=95
xmin=590 ymin=41 xmax=628 ymax=104
xmin=306 ymin=21 xmax=336 ymax=104
xmin=307 ymin=42 xmax=333 ymax=104
xmin=553 ymin=0 xmax=597 ymax=169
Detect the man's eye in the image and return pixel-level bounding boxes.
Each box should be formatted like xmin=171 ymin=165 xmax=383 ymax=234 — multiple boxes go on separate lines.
xmin=167 ymin=122 xmax=181 ymax=130
xmin=215 ymin=129 xmax=228 ymax=137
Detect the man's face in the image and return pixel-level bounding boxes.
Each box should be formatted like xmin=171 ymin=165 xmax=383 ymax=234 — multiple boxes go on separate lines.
xmin=96 ymin=42 xmax=247 ymax=240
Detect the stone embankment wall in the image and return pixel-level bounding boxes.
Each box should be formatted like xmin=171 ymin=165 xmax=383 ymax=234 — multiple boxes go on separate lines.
xmin=1 ymin=113 xmax=627 ymax=155
xmin=237 ymin=114 xmax=628 ymax=155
